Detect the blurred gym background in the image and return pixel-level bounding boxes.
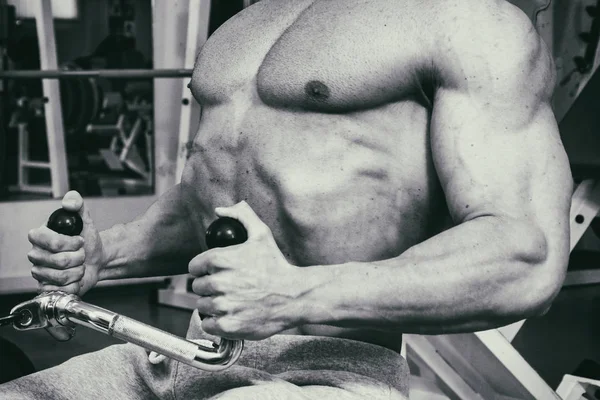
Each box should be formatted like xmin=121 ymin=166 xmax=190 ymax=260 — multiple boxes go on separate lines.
xmin=0 ymin=0 xmax=600 ymax=398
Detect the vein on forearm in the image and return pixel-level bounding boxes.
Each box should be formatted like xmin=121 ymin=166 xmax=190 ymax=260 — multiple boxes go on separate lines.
xmin=99 ymin=185 xmax=203 ymax=280
xmin=298 ymin=215 xmax=553 ymax=334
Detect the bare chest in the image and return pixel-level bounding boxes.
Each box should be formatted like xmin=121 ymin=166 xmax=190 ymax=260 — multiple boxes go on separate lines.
xmin=184 ymin=0 xmax=445 ymax=266
xmin=190 ymin=0 xmax=428 ymax=112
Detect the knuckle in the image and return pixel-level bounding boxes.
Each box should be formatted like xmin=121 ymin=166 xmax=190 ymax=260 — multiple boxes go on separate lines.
xmin=212 ymin=297 xmax=227 ymax=313
xmin=196 ymin=298 xmax=211 ymax=314
xmin=57 ymin=273 xmax=70 ymax=285
xmin=43 ymin=269 xmax=59 ymax=284
xmin=202 ymin=255 xmax=221 ymax=274
xmin=214 ymin=318 xmax=227 ymax=333
xmin=207 ymin=250 xmax=222 ymax=264
xmin=76 ymin=236 xmax=85 ymax=247
xmin=210 ymin=277 xmax=223 ymax=292
xmin=207 ymin=255 xmax=221 ymax=271
xmin=75 ymin=249 xmax=86 ymax=264
xmin=53 ymin=253 xmax=70 ymax=269
xmin=49 ymin=238 xmax=62 ymax=251
xmin=60 ymin=254 xmax=71 ymax=268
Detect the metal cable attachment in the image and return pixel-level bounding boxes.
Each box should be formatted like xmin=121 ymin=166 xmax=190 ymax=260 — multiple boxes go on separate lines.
xmin=10 ymin=291 xmax=243 ymax=372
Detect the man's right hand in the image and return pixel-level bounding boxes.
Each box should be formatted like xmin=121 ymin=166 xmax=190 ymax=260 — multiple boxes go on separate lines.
xmin=27 ymin=191 xmax=105 ymax=297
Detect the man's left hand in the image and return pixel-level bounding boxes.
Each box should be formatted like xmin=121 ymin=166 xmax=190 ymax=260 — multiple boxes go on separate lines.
xmin=189 ymin=201 xmax=304 ymax=340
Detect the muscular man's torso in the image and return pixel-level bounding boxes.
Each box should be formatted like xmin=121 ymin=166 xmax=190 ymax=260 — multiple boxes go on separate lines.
xmin=184 ymin=0 xmax=464 ymax=351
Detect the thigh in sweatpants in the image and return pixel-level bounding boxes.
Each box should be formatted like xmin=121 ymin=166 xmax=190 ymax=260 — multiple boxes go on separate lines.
xmin=0 ymin=343 xmax=174 ymax=400
xmin=0 ymin=344 xmax=408 ymax=400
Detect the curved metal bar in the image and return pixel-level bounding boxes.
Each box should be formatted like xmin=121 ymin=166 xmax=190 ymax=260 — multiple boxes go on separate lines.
xmin=11 ymin=291 xmax=243 ymax=372
xmin=0 ymin=69 xmax=193 ymax=79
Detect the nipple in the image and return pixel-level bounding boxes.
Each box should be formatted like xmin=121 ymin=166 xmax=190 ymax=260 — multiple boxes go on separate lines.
xmin=305 ymin=80 xmax=330 ymax=101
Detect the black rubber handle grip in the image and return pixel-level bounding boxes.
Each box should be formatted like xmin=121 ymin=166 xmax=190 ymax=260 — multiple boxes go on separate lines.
xmin=47 ymin=209 xmax=83 ymax=236
xmin=205 ymin=217 xmax=248 ymax=249
xmin=201 ymin=217 xmax=248 ymax=320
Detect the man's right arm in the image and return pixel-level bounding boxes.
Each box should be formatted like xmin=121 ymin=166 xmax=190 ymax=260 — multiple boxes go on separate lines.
xmin=98 ymin=182 xmax=203 ymax=281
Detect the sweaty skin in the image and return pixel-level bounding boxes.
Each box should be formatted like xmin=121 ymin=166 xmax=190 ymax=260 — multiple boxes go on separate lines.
xmin=88 ymin=0 xmax=572 ymax=352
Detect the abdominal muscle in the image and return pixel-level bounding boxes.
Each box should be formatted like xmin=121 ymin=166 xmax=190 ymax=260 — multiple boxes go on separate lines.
xmin=185 ymin=102 xmax=445 ymax=352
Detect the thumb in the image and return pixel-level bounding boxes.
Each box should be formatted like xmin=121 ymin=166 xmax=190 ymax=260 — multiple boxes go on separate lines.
xmin=61 ymin=190 xmax=93 ymax=226
xmin=215 ymin=201 xmax=271 ymax=241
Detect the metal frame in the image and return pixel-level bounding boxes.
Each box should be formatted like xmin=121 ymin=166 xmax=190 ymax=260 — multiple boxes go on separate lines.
xmin=0 ymin=69 xmax=193 ymax=79
xmin=34 ymin=0 xmax=69 ymax=198
xmin=404 ymin=330 xmax=561 ymax=399
xmin=405 ymin=335 xmax=485 ymax=400
xmin=556 ymin=374 xmax=600 ymax=400
xmin=10 ymin=121 xmax=53 ymax=194
xmin=563 ymin=179 xmax=600 ymax=286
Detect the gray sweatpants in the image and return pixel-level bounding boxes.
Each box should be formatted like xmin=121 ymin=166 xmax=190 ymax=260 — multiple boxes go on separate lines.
xmin=0 ymin=311 xmax=409 ymax=399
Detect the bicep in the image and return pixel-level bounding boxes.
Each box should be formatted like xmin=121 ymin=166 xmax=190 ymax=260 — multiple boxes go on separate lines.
xmin=431 ymin=82 xmax=572 ymax=273
xmin=432 ymin=90 xmax=570 ymax=221
xmin=430 ymin=8 xmax=572 ymax=232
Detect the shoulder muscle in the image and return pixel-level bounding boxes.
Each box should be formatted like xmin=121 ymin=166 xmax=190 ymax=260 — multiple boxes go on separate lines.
xmin=430 ymin=0 xmax=554 ymax=111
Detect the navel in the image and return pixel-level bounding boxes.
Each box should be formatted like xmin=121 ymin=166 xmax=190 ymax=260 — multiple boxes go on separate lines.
xmin=305 ymin=80 xmax=330 ymax=101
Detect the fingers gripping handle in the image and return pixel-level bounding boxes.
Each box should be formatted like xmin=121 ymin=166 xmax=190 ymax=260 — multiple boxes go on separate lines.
xmin=106 ymin=217 xmax=249 ymax=371
xmin=203 ymin=218 xmax=248 ymax=323
xmin=12 ymin=211 xmax=246 ymax=371
xmin=11 ymin=293 xmax=244 ymax=371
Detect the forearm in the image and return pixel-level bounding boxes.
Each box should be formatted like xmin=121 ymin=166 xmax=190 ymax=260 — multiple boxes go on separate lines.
xmin=293 ymin=216 xmax=565 ymax=334
xmin=98 ymin=184 xmax=203 ymax=280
